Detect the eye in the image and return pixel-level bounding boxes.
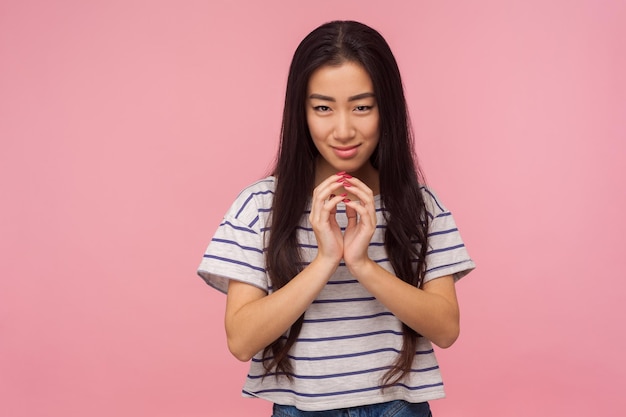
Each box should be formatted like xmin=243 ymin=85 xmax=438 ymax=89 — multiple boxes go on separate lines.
xmin=354 ymin=105 xmax=372 ymax=112
xmin=314 ymin=105 xmax=331 ymax=112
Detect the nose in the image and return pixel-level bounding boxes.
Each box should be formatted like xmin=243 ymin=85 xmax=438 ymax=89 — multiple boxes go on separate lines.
xmin=333 ymin=112 xmax=356 ymax=142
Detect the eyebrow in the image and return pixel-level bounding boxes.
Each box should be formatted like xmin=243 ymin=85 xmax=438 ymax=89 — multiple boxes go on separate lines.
xmin=308 ymin=92 xmax=376 ymax=102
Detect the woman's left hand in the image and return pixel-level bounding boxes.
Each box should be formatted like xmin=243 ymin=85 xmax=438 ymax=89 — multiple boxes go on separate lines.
xmin=341 ymin=176 xmax=377 ymax=271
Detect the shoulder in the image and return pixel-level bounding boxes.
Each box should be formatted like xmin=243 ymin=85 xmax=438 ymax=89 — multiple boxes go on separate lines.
xmin=419 ymin=185 xmax=450 ymax=219
xmin=233 ymin=176 xmax=276 ymax=201
xmin=224 ymin=176 xmax=275 ymax=228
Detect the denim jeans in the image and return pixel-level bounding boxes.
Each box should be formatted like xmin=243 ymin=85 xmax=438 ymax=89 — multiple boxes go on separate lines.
xmin=272 ymin=400 xmax=431 ymax=417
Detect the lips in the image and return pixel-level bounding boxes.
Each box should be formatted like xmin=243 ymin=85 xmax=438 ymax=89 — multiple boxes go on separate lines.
xmin=332 ymin=145 xmax=359 ymax=159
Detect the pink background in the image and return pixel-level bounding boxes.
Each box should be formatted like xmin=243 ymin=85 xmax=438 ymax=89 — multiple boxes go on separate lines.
xmin=1 ymin=0 xmax=625 ymax=416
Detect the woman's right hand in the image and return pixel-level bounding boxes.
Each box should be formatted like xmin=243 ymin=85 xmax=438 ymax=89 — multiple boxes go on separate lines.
xmin=309 ymin=173 xmax=348 ymax=265
xmin=226 ymin=173 xmax=348 ymax=361
xmin=225 ymin=174 xmax=353 ymax=360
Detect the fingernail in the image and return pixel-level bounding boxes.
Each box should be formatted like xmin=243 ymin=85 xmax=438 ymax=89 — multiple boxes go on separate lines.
xmin=340 ymin=193 xmax=347 ymax=197
xmin=330 ymin=194 xmax=335 ymax=199
xmin=343 ymin=181 xmax=351 ymax=187
xmin=337 ymin=178 xmax=345 ymax=183
xmin=343 ymin=198 xmax=351 ymax=203
xmin=342 ymin=174 xmax=353 ymax=179
xmin=336 ymin=171 xmax=346 ymax=176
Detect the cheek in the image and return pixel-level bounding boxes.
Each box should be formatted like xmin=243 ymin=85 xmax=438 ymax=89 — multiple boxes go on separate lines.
xmin=359 ymin=119 xmax=380 ymax=139
xmin=370 ymin=123 xmax=380 ymax=138
xmin=306 ymin=118 xmax=328 ymax=141
xmin=305 ymin=112 xmax=317 ymax=137
xmin=371 ymin=116 xmax=381 ymax=139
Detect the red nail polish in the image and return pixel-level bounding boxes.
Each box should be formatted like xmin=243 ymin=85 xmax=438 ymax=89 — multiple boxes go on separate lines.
xmin=330 ymin=194 xmax=335 ymax=199
xmin=343 ymin=198 xmax=351 ymax=203
xmin=343 ymin=181 xmax=351 ymax=187
xmin=343 ymin=174 xmax=353 ymax=179
xmin=340 ymin=193 xmax=347 ymax=197
xmin=336 ymin=171 xmax=346 ymax=176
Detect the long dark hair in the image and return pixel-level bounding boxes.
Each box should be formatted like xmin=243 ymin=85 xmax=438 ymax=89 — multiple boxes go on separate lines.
xmin=265 ymin=20 xmax=429 ymax=386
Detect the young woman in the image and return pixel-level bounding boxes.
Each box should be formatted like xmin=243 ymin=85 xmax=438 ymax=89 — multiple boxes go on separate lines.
xmin=198 ymin=20 xmax=475 ymax=416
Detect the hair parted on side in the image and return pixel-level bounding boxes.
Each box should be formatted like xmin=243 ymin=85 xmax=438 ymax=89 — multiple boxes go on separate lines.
xmin=265 ymin=20 xmax=430 ymax=386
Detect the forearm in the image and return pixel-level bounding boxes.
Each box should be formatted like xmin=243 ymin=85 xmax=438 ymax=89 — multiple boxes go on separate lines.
xmin=225 ymin=257 xmax=338 ymax=361
xmin=349 ymin=260 xmax=460 ymax=348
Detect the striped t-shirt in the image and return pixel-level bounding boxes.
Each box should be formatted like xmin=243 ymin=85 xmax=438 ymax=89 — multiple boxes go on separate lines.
xmin=198 ymin=176 xmax=475 ymax=411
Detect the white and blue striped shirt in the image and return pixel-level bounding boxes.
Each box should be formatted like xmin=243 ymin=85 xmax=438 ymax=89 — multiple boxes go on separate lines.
xmin=198 ymin=176 xmax=475 ymax=411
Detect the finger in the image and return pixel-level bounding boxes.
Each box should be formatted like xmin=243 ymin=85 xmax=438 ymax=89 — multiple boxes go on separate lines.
xmin=341 ymin=177 xmax=375 ymax=204
xmin=325 ymin=193 xmax=346 ymax=213
xmin=320 ymin=172 xmax=351 ymax=191
xmin=345 ymin=203 xmax=358 ymax=228
xmin=344 ymin=199 xmax=376 ymax=229
xmin=313 ymin=178 xmax=349 ymax=206
xmin=311 ymin=193 xmax=345 ymax=228
xmin=311 ymin=178 xmax=345 ymax=215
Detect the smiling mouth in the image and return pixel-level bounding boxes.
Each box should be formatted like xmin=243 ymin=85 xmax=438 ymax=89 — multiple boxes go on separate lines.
xmin=332 ymin=145 xmax=359 ymax=159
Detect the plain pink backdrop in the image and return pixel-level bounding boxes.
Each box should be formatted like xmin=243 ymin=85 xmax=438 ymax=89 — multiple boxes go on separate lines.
xmin=1 ymin=0 xmax=625 ymax=416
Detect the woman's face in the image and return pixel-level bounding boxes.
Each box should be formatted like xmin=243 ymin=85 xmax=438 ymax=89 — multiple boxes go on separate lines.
xmin=306 ymin=61 xmax=380 ymax=179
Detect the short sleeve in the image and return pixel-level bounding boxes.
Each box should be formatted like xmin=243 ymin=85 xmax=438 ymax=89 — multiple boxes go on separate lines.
xmin=422 ymin=188 xmax=476 ymax=283
xmin=197 ymin=180 xmax=275 ymax=294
